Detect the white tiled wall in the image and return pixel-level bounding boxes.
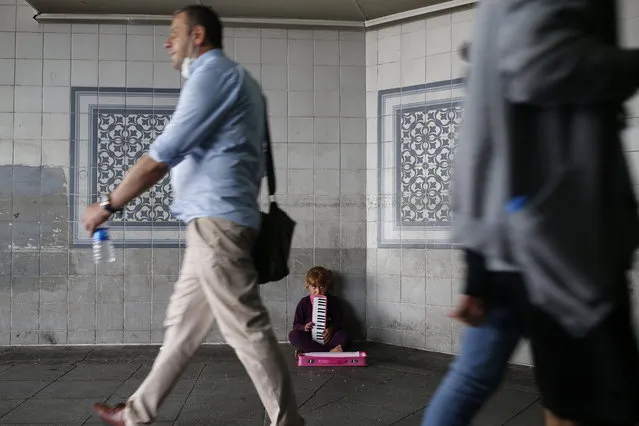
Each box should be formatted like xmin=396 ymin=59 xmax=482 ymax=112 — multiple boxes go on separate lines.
xmin=0 ymin=6 xmax=182 ymax=169
xmin=620 ymin=1 xmax=639 ymax=340
xmin=0 ymin=0 xmax=367 ymax=345
xmin=365 ymin=9 xmax=477 ymax=359
xmin=365 ymin=3 xmax=639 ymax=367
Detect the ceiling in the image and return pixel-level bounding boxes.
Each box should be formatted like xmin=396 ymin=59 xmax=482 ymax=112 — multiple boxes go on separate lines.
xmin=27 ymin=0 xmax=452 ymax=22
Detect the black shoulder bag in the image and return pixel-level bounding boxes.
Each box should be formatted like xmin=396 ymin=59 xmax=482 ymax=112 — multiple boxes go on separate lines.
xmin=252 ymin=97 xmax=296 ymax=284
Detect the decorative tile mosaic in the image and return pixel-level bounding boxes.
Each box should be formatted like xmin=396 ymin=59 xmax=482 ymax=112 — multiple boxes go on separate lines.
xmin=377 ymin=79 xmax=465 ymax=248
xmin=69 ymin=87 xmax=182 ymax=248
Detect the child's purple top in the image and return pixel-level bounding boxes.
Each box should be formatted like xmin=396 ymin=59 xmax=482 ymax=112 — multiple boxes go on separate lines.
xmin=292 ymin=294 xmax=345 ymax=332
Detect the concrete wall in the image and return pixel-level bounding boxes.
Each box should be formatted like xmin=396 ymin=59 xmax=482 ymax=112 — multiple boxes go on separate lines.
xmin=0 ymin=0 xmax=367 ymax=345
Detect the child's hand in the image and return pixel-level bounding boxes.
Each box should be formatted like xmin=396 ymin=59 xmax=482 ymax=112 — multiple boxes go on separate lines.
xmin=304 ymin=322 xmax=314 ymax=332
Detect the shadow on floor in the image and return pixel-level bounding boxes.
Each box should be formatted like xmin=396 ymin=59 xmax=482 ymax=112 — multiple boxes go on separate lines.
xmin=0 ymin=342 xmax=542 ymax=425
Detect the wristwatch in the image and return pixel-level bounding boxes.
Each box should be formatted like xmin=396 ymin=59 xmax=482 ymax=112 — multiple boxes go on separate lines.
xmin=99 ymin=194 xmax=123 ymax=215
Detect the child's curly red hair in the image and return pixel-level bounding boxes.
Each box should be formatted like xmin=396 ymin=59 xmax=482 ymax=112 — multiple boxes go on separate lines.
xmin=304 ymin=266 xmax=333 ymax=290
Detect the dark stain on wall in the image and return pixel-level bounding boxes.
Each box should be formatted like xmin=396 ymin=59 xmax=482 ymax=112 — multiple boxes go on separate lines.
xmin=3 ymin=165 xmax=69 ymax=250
xmin=40 ymin=331 xmax=58 ymax=345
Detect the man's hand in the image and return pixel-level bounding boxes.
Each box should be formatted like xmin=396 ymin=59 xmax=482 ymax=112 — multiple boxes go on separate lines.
xmin=322 ymin=326 xmax=334 ymax=343
xmin=304 ymin=322 xmax=313 ymax=332
xmin=82 ymin=203 xmax=112 ymax=236
xmin=449 ymin=295 xmax=486 ymax=327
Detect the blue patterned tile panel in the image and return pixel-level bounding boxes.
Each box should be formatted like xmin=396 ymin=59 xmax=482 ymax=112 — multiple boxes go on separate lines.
xmin=397 ymin=102 xmax=463 ymax=227
xmin=69 ymin=87 xmax=182 ymax=248
xmin=92 ymin=108 xmax=178 ymax=225
xmin=377 ymin=79 xmax=465 ymax=248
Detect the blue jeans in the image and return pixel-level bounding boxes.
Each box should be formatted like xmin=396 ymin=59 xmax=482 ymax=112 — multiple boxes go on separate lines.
xmin=422 ymin=304 xmax=523 ymax=426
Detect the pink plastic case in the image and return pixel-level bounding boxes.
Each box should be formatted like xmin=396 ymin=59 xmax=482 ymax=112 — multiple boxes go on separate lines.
xmin=296 ymin=351 xmax=368 ymax=367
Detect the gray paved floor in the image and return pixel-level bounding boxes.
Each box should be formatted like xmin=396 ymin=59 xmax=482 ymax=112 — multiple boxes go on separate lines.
xmin=0 ymin=342 xmax=542 ymax=425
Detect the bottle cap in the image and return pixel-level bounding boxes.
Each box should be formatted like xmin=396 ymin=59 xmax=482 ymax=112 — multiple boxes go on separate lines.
xmin=506 ymin=196 xmax=528 ymax=213
xmin=93 ymin=228 xmax=110 ymax=242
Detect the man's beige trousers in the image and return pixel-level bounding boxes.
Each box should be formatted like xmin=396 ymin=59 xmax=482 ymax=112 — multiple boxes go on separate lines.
xmin=122 ymin=217 xmax=304 ymax=426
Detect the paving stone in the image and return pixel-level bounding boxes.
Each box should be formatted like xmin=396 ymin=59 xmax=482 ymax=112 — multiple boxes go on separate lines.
xmin=58 ymin=363 xmax=141 ymax=381
xmin=504 ymin=400 xmax=545 ymax=425
xmin=0 ymin=381 xmax=49 ymax=400
xmin=33 ymin=380 xmax=122 ymax=399
xmin=302 ymin=398 xmax=406 ymax=425
xmin=0 ymin=343 xmax=541 ymax=425
xmin=177 ymin=396 xmax=265 ymax=423
xmin=0 ymin=364 xmax=72 ymax=381
xmin=474 ymin=389 xmax=540 ymax=426
xmin=0 ymin=398 xmax=96 ymax=423
xmin=0 ymin=400 xmax=24 ymax=417
xmin=393 ymin=411 xmax=426 ymax=426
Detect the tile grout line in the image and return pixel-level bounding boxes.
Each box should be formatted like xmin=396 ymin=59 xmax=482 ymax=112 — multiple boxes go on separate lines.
xmin=171 ymin=359 xmax=208 ymax=425
xmin=80 ymin=361 xmax=145 ymax=425
xmin=388 ymin=405 xmax=427 ymax=425
xmin=501 ymin=396 xmax=541 ymax=425
xmin=35 ymin=5 xmax=45 ymax=347
xmin=299 ymin=393 xmax=353 ymax=417
xmin=9 ymin=8 xmax=15 ymax=344
xmin=368 ymin=362 xmax=448 ymax=376
xmin=0 ymin=347 xmax=94 ymax=421
xmin=296 ymin=374 xmax=334 ymax=411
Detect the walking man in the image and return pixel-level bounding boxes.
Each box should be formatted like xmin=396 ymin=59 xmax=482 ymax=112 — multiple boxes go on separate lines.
xmin=82 ymin=5 xmax=304 ymax=426
xmin=437 ymin=1 xmax=639 ymax=425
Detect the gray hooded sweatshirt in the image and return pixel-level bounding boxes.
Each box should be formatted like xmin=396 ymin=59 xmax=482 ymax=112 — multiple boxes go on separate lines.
xmin=451 ymin=0 xmax=639 ymax=337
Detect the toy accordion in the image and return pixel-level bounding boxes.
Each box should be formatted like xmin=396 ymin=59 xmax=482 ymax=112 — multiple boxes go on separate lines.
xmin=310 ymin=294 xmax=327 ymax=344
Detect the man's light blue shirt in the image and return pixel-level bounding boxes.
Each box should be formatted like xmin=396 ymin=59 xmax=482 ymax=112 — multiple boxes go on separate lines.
xmin=148 ymin=49 xmax=265 ymax=230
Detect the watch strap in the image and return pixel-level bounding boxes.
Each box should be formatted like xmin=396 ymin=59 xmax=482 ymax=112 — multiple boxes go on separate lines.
xmin=100 ymin=195 xmax=123 ymax=214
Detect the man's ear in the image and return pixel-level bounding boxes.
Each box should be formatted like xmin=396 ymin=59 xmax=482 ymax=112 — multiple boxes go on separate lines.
xmin=192 ymin=25 xmax=207 ymax=47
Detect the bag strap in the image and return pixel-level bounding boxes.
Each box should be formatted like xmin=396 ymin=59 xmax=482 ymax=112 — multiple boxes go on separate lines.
xmin=262 ymin=95 xmax=276 ymax=198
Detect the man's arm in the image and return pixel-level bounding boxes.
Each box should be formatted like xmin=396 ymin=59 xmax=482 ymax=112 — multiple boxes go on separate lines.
xmin=108 ymin=156 xmax=168 ymax=210
xmin=110 ymin=63 xmax=238 ymax=209
xmin=499 ymin=0 xmax=639 ymax=106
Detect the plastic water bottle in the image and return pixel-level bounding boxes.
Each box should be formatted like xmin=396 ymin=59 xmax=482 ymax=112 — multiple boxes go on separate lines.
xmin=93 ymin=227 xmax=115 ymax=264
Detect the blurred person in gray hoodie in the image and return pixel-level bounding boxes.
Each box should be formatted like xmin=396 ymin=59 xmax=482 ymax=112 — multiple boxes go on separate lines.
xmin=425 ymin=1 xmax=639 ymax=425
xmin=421 ymin=41 xmax=527 ymax=426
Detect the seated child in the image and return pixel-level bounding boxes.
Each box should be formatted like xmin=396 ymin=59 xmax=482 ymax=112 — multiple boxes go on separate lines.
xmin=289 ymin=266 xmax=350 ymax=354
